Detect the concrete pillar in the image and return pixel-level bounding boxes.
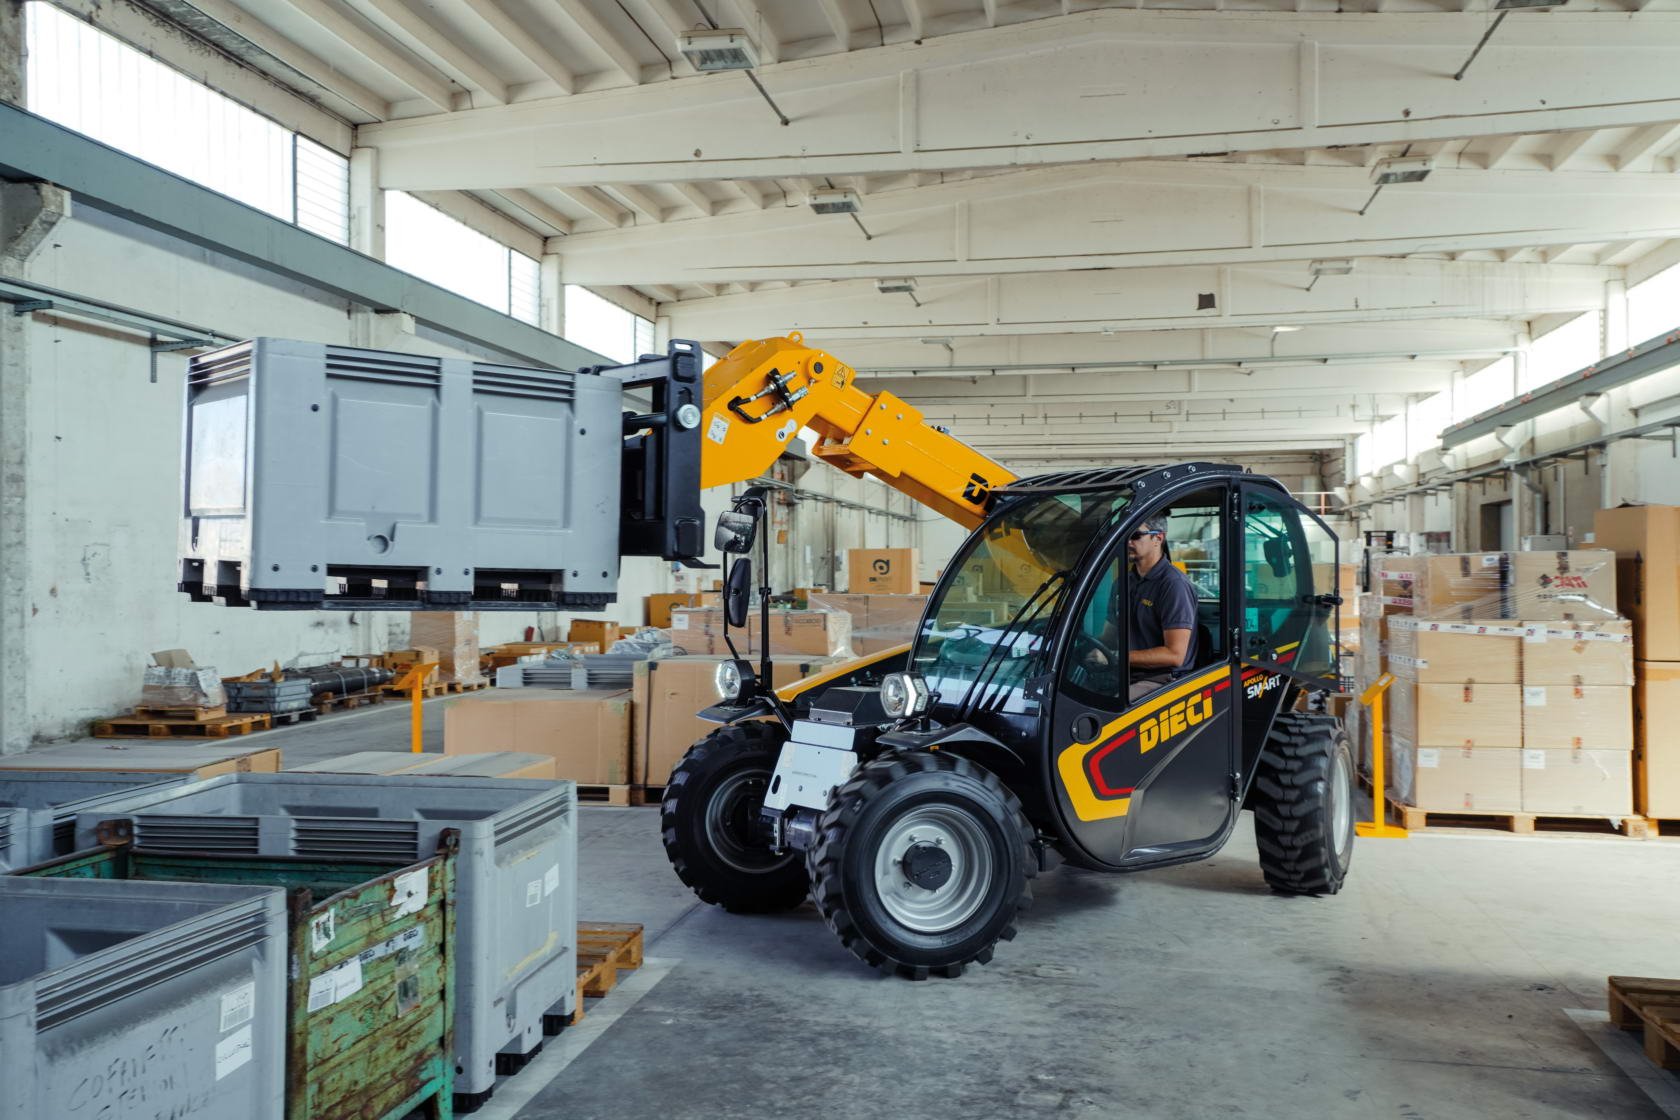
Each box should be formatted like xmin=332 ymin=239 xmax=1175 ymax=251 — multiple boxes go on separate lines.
xmin=348 ymin=146 xmax=383 ymax=258
xmin=539 ymin=253 xmax=564 ymax=337
xmin=1 ymin=181 xmax=71 ymax=754
xmin=1 ymin=0 xmax=23 ymax=107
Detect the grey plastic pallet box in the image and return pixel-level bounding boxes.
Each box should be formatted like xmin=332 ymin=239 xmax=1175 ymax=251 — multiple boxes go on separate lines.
xmin=77 ymin=772 xmax=578 ymax=1107
xmin=0 ymin=770 xmax=188 ymax=871
xmin=176 ymin=337 xmax=708 ymax=611
xmin=0 ymin=876 xmax=287 ymax=1120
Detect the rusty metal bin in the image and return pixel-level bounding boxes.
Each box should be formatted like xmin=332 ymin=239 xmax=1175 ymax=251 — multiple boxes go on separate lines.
xmin=16 ymin=828 xmax=458 ymax=1120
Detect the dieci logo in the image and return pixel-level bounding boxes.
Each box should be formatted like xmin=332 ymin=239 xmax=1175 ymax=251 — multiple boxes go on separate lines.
xmin=1139 ymin=689 xmax=1215 ymax=753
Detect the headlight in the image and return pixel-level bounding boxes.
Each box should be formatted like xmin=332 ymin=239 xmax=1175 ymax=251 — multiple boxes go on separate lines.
xmin=880 ymin=672 xmax=930 ymax=719
xmin=715 ymin=659 xmax=745 ymax=701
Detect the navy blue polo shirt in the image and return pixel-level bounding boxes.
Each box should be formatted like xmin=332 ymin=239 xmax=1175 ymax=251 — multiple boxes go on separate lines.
xmin=1127 ymin=559 xmax=1199 ymax=673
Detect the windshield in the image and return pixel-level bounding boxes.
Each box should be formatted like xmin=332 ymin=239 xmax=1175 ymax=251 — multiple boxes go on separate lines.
xmin=912 ymin=487 xmax=1134 ymax=717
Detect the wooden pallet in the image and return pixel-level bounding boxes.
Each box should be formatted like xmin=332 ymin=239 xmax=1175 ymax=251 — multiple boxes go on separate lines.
xmin=312 ymin=689 xmax=387 ymax=714
xmin=132 ymin=703 xmax=227 ymax=721
xmin=1643 ymin=817 xmax=1680 ymax=838
xmin=1609 ymin=976 xmax=1680 ymax=1070
xmin=93 ymin=712 xmax=273 ymax=739
xmin=265 ymin=708 xmax=319 ymax=727
xmin=444 ymin=680 xmax=490 ymax=693
xmin=632 ymin=784 xmax=666 ymax=807
xmin=570 ymin=922 xmax=644 ymax=1025
xmin=574 ymin=784 xmax=666 ymax=807
xmin=377 ymin=681 xmax=446 ymax=700
xmin=1390 ymin=797 xmax=1651 ymax=839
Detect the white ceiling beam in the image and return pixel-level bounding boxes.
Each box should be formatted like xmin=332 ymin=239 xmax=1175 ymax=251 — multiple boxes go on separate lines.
xmin=663 ymin=258 xmax=1609 ymax=340
xmin=981 ymin=0 xmax=999 ymax=27
xmin=869 ymin=365 xmax=1452 ymax=404
xmin=549 ymin=160 xmax=1680 ymax=284
xmin=556 ymin=186 xmax=628 ymax=226
xmin=645 ymin=284 xmax=682 ymax=303
xmin=725 ymin=0 xmax=781 ymax=63
xmin=1481 ymin=133 xmax=1524 ymax=171
xmin=671 ymin=181 xmax=716 ymax=217
xmin=460 ymin=0 xmax=576 ymax=94
xmin=1617 ymin=122 xmax=1680 ymax=170
xmin=364 ymin=0 xmax=508 ymax=105
xmin=727 ymin=179 xmax=768 ymax=209
xmin=606 ymin=183 xmax=666 ymax=222
xmin=171 ymin=0 xmax=391 ymax=121
xmin=554 ymin=0 xmax=645 ymax=84
xmin=1548 ymin=129 xmax=1597 ymax=172
xmin=361 ymin=11 xmax=1680 ymax=188
xmin=816 ymin=0 xmax=855 ymax=51
xmin=283 ymin=0 xmax=456 ymax=113
xmin=903 ymin=0 xmax=927 ymax=40
xmin=497 ymin=188 xmax=575 ymax=235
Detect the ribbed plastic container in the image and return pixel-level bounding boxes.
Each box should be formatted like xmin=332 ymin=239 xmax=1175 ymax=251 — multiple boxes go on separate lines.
xmin=77 ymin=773 xmax=577 ymax=1107
xmin=0 ymin=771 xmax=187 ymax=871
xmin=0 ymin=876 xmax=287 ymax=1120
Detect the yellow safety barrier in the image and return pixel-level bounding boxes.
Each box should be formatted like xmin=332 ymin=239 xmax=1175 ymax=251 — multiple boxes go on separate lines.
xmin=1354 ymin=673 xmax=1408 ymax=839
xmin=389 ymin=662 xmax=439 ymax=754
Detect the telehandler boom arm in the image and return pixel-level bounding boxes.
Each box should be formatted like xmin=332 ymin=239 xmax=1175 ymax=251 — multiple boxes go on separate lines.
xmin=695 ymin=334 xmax=1016 ymax=531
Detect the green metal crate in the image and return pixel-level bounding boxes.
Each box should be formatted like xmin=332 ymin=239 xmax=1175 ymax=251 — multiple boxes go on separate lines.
xmin=17 ymin=830 xmax=458 ymax=1120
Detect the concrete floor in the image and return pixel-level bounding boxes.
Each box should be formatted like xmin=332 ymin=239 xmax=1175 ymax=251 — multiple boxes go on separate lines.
xmin=38 ymin=699 xmax=1680 ymax=1119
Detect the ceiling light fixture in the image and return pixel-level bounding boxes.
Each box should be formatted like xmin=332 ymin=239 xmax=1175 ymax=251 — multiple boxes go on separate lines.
xmin=1306 ymin=258 xmax=1355 ymax=292
xmin=877 ymin=277 xmax=921 ymax=307
xmin=1360 ymin=155 xmax=1434 ymax=217
xmin=809 ymin=187 xmax=872 ymax=240
xmin=677 ymin=8 xmax=788 ymax=126
xmin=1455 ymin=0 xmax=1570 ymax=82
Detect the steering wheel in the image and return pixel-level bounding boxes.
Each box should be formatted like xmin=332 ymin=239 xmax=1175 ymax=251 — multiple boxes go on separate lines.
xmin=1067 ymin=631 xmax=1121 ymax=694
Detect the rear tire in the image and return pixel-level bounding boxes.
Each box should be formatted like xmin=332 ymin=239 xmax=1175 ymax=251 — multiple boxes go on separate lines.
xmin=807 ymin=751 xmax=1034 ymax=980
xmin=661 ymin=722 xmax=810 ymax=913
xmin=1251 ymin=712 xmax=1355 ymax=895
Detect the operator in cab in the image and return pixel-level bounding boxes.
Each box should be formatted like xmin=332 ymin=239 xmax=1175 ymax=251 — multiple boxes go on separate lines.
xmin=1087 ymin=515 xmax=1199 ymax=702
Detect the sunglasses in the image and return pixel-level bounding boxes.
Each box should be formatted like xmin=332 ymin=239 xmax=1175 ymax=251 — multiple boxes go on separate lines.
xmin=1129 ymin=530 xmax=1162 ymax=541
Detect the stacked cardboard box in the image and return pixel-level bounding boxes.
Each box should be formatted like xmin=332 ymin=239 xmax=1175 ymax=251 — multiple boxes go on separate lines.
xmin=567 ymin=619 xmax=621 ymax=654
xmin=646 ymin=592 xmax=721 ymax=630
xmin=847 ymin=549 xmax=919 ymax=594
xmin=668 ymin=607 xmax=852 ymax=658
xmin=1518 ymin=618 xmax=1633 ymax=814
xmin=410 ymin=612 xmax=485 ymax=685
xmin=443 ymin=689 xmax=633 ymax=785
xmin=1594 ymin=504 xmax=1680 ymax=820
xmin=809 ymin=593 xmax=927 ymax=654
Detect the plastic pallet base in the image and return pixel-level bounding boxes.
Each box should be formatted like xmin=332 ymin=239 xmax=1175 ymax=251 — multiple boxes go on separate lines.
xmin=495 ymin=1039 xmax=544 ymax=1075
xmin=454 ymin=1087 xmax=494 ymax=1115
xmin=542 ymin=1012 xmax=572 ymax=1036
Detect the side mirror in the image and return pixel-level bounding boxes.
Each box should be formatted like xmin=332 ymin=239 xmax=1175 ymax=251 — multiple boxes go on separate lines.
xmin=714 ymin=510 xmax=758 ymax=554
xmin=1263 ymin=537 xmax=1291 ymax=578
xmin=725 ymin=557 xmax=752 ymax=627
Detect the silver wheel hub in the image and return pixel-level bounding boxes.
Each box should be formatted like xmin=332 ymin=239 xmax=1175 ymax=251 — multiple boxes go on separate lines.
xmin=872 ymin=805 xmax=993 ymax=934
xmin=705 ymin=770 xmax=795 ymax=875
xmin=1330 ymin=749 xmax=1354 ymax=861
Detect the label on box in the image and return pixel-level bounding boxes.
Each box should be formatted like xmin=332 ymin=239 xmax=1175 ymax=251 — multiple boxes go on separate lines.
xmin=1481 ymin=554 xmax=1501 ymax=568
xmin=219 ymin=982 xmax=255 ymax=1032
xmin=1523 ymin=686 xmax=1547 ymax=706
xmin=215 ymin=1026 xmax=253 ymax=1080
xmin=390 ymin=868 xmax=427 ymax=917
xmin=544 ymin=863 xmax=560 ymax=897
xmin=1390 ymin=655 xmax=1428 ymax=669
xmin=310 ymin=910 xmax=335 ymax=954
xmin=1417 ymin=748 xmax=1440 ymax=769
xmin=707 ymin=415 xmax=730 ymax=445
xmin=1523 ymin=749 xmax=1548 ymax=770
xmin=358 ymin=926 xmax=424 ymax=967
xmin=1528 ymin=627 xmax=1631 ymax=644
xmin=672 ymin=614 xmax=689 ymax=629
xmin=307 ymin=958 xmax=364 ymax=1013
xmin=1523 ymin=628 xmax=1547 ymax=644
xmin=1381 ymin=595 xmax=1414 ymax=607
xmin=526 ymin=879 xmax=542 ymax=907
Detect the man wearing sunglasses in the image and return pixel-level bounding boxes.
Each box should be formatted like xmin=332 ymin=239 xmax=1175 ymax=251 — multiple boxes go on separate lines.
xmin=1086 ymin=515 xmax=1199 ymax=702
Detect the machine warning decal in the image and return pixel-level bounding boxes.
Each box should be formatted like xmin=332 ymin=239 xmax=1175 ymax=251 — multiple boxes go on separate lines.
xmin=707 ymin=414 xmax=730 ymax=444
xmin=1056 ymin=665 xmax=1231 ymax=822
xmin=962 ymin=473 xmax=991 ymax=504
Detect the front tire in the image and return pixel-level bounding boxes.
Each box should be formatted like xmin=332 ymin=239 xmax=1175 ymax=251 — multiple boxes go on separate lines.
xmin=807 ymin=751 xmax=1034 ymax=980
xmin=662 ymin=722 xmax=810 ymax=913
xmin=1251 ymin=712 xmax=1355 ymax=895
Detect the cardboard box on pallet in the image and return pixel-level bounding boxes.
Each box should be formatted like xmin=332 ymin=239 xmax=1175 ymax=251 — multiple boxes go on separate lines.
xmin=1389 ymin=681 xmax=1521 ymax=748
xmin=668 ymin=608 xmax=852 ymax=658
xmin=1389 ymin=737 xmax=1522 ymax=812
xmin=1520 ymin=684 xmax=1633 ymax=750
xmin=645 ymin=592 xmax=721 ymax=630
xmin=809 ymin=593 xmax=927 ymax=655
xmin=1508 ymin=550 xmax=1618 ymax=622
xmin=1519 ymin=619 xmax=1634 ymax=686
xmin=567 ymin=619 xmax=621 ymax=654
xmin=1634 ymin=661 xmax=1680 ymax=819
xmin=1388 ymin=618 xmax=1521 ymax=685
xmin=0 ymin=742 xmax=280 ymax=778
xmin=410 ymin=612 xmax=485 ymax=685
xmin=847 ymin=548 xmax=919 ymax=594
xmin=443 ymin=689 xmax=631 ymax=785
xmin=1403 ymin=554 xmax=1509 ymax=620
xmin=1592 ymin=505 xmax=1680 ymax=662
xmin=630 ymin=657 xmax=833 ymax=787
xmin=1521 ymin=748 xmax=1634 ymax=815
xmin=141 ymin=649 xmax=227 ymax=710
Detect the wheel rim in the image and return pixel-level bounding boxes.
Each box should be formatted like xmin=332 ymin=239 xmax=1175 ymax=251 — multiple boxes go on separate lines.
xmin=705 ymin=769 xmax=793 ymax=875
xmin=871 ymin=804 xmax=995 ymax=934
xmin=1329 ymin=748 xmax=1354 ymax=862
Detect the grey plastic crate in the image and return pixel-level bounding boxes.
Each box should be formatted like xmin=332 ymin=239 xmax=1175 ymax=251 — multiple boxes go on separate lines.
xmin=77 ymin=773 xmax=578 ymax=1104
xmin=0 ymin=771 xmax=188 ymax=871
xmin=176 ymin=337 xmax=623 ymax=611
xmin=0 ymin=876 xmax=287 ymax=1120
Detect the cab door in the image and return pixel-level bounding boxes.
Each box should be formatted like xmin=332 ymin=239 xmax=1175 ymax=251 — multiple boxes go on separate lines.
xmin=1047 ymin=487 xmax=1239 ymax=870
